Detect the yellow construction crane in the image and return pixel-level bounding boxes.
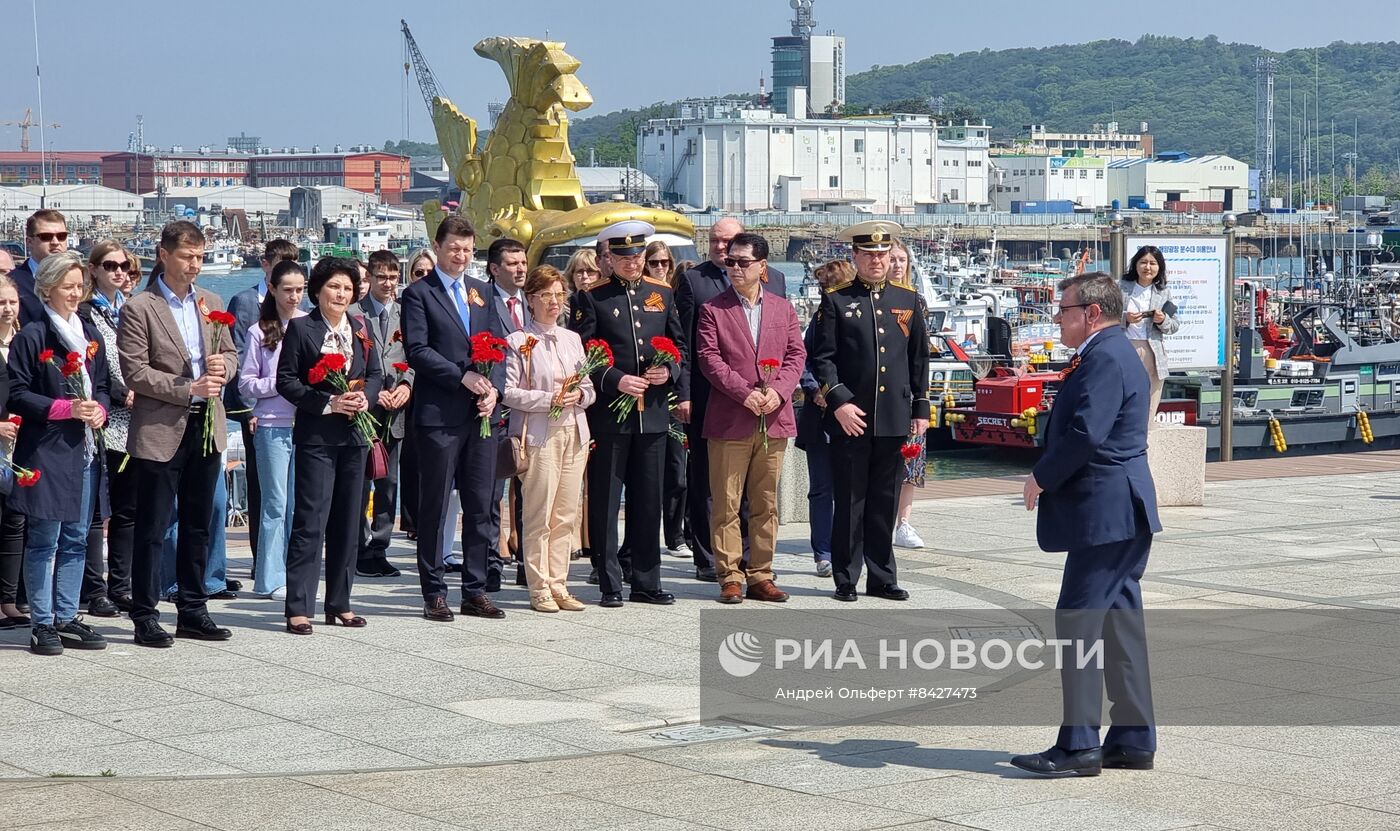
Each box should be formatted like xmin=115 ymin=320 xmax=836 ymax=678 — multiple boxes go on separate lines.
xmin=0 ymin=108 xmax=62 ymax=152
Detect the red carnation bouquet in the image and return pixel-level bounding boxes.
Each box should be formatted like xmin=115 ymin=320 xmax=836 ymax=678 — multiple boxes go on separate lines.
xmin=757 ymin=357 xmax=782 ymax=450
xmin=201 ymin=308 xmax=238 ymax=454
xmin=469 ymin=331 xmax=509 ymax=437
xmin=1 ymin=414 xmax=37 ymax=487
xmin=611 ymin=336 xmax=680 ymax=422
xmin=44 ymin=349 xmax=108 ymax=449
xmin=308 ymin=352 xmax=381 ymax=443
xmin=553 ymin=338 xmax=613 ymax=420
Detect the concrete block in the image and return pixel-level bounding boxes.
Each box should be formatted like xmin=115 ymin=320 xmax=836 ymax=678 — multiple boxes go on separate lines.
xmin=1148 ymin=425 xmax=1207 ymax=506
xmin=778 ymin=443 xmax=810 ymax=524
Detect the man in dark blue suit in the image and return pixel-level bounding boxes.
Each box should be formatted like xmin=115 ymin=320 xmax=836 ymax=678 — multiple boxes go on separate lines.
xmin=674 ymin=217 xmax=787 ymax=580
xmin=1013 ymin=271 xmax=1161 ymax=777
xmin=401 ymin=215 xmax=508 ymax=622
xmin=12 ymin=209 xmax=69 ymax=327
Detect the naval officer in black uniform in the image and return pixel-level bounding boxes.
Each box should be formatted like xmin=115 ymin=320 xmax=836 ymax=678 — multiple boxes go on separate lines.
xmin=808 ymin=221 xmax=931 ymax=602
xmin=571 ymin=220 xmax=687 ymax=607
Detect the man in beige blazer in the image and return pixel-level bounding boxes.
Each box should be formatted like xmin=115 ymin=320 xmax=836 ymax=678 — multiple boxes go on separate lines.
xmin=118 ymin=220 xmax=238 ymax=648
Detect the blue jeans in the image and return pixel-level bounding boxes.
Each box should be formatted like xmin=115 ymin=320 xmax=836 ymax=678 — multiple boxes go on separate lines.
xmin=253 ymin=426 xmax=294 ymax=594
xmin=805 ymin=436 xmax=835 ymax=563
xmin=24 ymin=460 xmax=98 ymax=626
xmin=161 ymin=449 xmax=230 ymax=596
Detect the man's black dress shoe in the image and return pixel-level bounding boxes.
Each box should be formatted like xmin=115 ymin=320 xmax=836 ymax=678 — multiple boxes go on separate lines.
xmin=834 ymin=584 xmax=858 ymax=602
xmin=133 ymin=619 xmax=174 ymax=648
xmin=599 ymin=593 xmax=624 ymax=608
xmin=485 ymin=570 xmax=502 ymax=593
xmin=356 ymin=558 xmax=401 ymax=578
xmin=176 ymin=614 xmax=233 ymax=641
xmin=586 ymin=568 xmax=600 ymax=585
xmin=423 ymin=597 xmax=455 ymax=622
xmin=226 ymin=579 xmax=243 ymax=592
xmin=110 ymin=593 xmax=134 ymax=613
xmin=461 ymin=595 xmax=506 ymax=619
xmin=1103 ymin=747 xmax=1155 ymax=770
xmin=87 ymin=596 xmax=120 ymax=618
xmin=1009 ymin=746 xmax=1102 ymax=777
xmin=629 ymin=589 xmax=675 ymax=605
xmin=694 ymin=566 xmax=717 ymax=582
xmin=207 ymin=589 xmax=238 ymax=600
xmin=866 ymin=585 xmax=910 ymax=601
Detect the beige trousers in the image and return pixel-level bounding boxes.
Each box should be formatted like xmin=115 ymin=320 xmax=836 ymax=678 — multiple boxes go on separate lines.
xmin=1130 ymin=339 xmax=1164 ymax=429
xmin=708 ymin=432 xmax=785 ymax=586
xmin=518 ymin=424 xmax=588 ymax=597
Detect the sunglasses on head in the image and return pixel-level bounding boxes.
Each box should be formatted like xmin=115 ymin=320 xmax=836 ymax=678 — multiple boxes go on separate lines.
xmin=35 ymin=231 xmax=68 ymax=243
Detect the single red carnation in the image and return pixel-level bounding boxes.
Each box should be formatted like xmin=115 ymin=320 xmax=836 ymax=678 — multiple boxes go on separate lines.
xmin=392 ymin=362 xmax=409 ymax=373
xmin=38 ymin=349 xmax=54 ymax=364
xmin=901 ymin=443 xmax=922 ymax=460
xmin=321 ymin=353 xmax=347 ymax=373
xmin=7 ymin=415 xmax=21 ymax=427
xmin=61 ymin=360 xmax=82 ymax=377
xmin=19 ymin=470 xmax=40 ymax=487
xmin=308 ymin=365 xmax=327 ymax=385
xmin=208 ymin=310 xmax=237 ymax=327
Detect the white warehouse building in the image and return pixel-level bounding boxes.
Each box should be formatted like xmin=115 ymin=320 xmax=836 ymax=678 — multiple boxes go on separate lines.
xmin=1107 ymin=153 xmax=1249 ymax=211
xmin=638 ymin=92 xmax=991 ymax=214
xmin=990 ymin=154 xmax=1108 ymax=211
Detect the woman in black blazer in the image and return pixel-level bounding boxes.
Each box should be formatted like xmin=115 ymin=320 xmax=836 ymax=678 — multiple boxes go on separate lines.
xmin=275 ymin=257 xmax=383 ymax=635
xmin=6 ymin=251 xmax=112 ymax=655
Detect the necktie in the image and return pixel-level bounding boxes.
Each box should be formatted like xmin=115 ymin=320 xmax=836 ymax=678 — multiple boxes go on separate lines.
xmin=449 ymin=280 xmax=472 ymax=336
xmin=507 ymin=297 xmax=522 ymax=330
xmin=378 ymin=305 xmax=390 ymax=340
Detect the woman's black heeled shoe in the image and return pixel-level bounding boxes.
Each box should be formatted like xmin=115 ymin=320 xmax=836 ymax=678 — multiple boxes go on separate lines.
xmin=324 ymin=613 xmax=367 ymax=628
xmin=285 ymin=620 xmax=314 ymax=635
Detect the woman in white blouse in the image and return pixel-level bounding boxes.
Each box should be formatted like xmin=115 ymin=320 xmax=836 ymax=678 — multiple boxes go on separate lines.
xmin=1121 ymin=246 xmax=1179 ymax=427
xmin=504 ymin=265 xmax=596 ymax=613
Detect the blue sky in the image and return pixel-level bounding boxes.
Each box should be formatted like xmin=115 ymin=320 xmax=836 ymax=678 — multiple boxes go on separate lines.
xmin=4 ymin=0 xmax=1397 ymax=151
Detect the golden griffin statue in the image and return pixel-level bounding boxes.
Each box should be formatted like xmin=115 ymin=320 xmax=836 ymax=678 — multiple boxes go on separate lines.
xmin=424 ymin=36 xmax=693 ymax=265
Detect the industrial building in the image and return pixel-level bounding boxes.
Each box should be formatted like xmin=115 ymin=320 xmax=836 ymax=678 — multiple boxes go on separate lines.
xmin=638 ymin=92 xmax=991 ymax=214
xmin=0 ymin=152 xmax=108 ymax=186
xmin=769 ymin=0 xmax=845 ymax=116
xmin=1107 ymin=153 xmax=1249 ymax=211
xmin=998 ymin=124 xmax=1154 ymax=161
xmin=0 ymin=184 xmax=146 ymax=229
xmin=99 ymin=146 xmax=411 ymax=203
xmin=990 ymin=153 xmax=1108 ymax=211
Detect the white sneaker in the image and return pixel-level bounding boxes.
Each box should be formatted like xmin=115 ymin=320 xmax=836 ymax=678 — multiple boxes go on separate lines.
xmin=815 ymin=560 xmax=833 ymax=578
xmin=271 ymin=587 xmax=287 ymax=601
xmin=893 ymin=521 xmax=925 ymax=549
xmin=666 ymin=543 xmax=692 ymax=558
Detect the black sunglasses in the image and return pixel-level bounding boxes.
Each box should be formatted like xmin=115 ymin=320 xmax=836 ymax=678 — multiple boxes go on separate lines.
xmin=99 ymin=260 xmax=130 ymax=273
xmin=35 ymin=231 xmax=68 ymax=243
xmin=412 ymin=268 xmax=432 ymax=277
xmin=723 ymin=257 xmax=759 ymax=269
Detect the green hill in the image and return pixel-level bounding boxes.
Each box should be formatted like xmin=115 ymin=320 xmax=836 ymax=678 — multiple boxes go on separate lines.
xmin=566 ymin=36 xmax=1400 ymax=196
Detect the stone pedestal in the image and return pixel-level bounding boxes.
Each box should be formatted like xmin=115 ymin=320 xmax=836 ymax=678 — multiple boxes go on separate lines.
xmin=777 ymin=443 xmax=810 ymax=524
xmin=1147 ymin=425 xmax=1207 ymax=506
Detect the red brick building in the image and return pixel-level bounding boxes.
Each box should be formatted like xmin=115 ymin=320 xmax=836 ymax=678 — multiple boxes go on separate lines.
xmin=0 ymin=152 xmax=109 ymax=185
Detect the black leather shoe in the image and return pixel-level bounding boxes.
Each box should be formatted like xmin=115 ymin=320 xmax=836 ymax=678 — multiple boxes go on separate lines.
xmin=356 ymin=558 xmax=401 ymax=578
xmin=176 ymin=614 xmax=233 ymax=641
xmin=423 ymin=597 xmax=455 ymax=622
xmin=694 ymin=566 xmax=717 ymax=582
xmin=110 ymin=593 xmax=134 ymax=613
xmin=207 ymin=589 xmax=238 ymax=600
xmin=87 ymin=596 xmax=120 ymax=618
xmin=866 ymin=585 xmax=910 ymax=601
xmin=225 ymin=579 xmax=243 ymax=592
xmin=461 ymin=594 xmax=506 ymax=619
xmin=586 ymin=568 xmax=600 ymax=585
xmin=1103 ymin=747 xmax=1155 ymax=770
xmin=599 ymin=593 xmax=624 ymax=608
xmin=1010 ymin=746 xmax=1102 ymax=777
xmin=629 ymin=589 xmax=675 ymax=605
xmin=834 ymin=584 xmax=859 ymax=602
xmin=485 ymin=570 xmax=502 ymax=593
xmin=515 ymin=565 xmax=527 ymax=587
xmin=133 ymin=619 xmax=174 ymax=648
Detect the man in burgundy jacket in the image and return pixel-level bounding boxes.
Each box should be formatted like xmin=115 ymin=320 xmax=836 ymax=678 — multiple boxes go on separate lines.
xmin=695 ymin=232 xmax=806 ymax=603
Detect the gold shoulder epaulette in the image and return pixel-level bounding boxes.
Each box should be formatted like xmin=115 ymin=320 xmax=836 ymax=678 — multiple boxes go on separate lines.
xmin=642 ymin=275 xmax=671 ymax=288
xmin=588 ymin=280 xmax=611 ymax=292
xmin=825 ymin=280 xmax=853 ymax=293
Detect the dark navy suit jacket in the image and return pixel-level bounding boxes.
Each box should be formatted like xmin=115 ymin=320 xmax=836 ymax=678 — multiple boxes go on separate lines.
xmin=400 ymin=270 xmax=505 ymax=429
xmin=1033 ymin=326 xmax=1161 ymax=553
xmin=9 ymin=261 xmax=46 ymax=328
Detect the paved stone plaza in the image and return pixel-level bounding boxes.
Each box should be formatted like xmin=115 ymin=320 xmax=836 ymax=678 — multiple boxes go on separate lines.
xmin=4 ymin=459 xmax=1400 ymax=829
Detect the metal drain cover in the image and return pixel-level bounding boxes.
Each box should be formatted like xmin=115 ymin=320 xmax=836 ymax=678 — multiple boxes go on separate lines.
xmin=646 ymin=724 xmax=775 ymax=743
xmin=949 ymin=625 xmax=1043 ymax=640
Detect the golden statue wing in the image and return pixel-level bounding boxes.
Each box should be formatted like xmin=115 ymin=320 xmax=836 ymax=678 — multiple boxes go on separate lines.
xmin=431 ymin=97 xmax=481 ymax=193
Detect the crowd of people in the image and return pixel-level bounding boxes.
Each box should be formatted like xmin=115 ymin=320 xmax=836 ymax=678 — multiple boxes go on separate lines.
xmin=0 ymin=208 xmax=939 ymax=655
